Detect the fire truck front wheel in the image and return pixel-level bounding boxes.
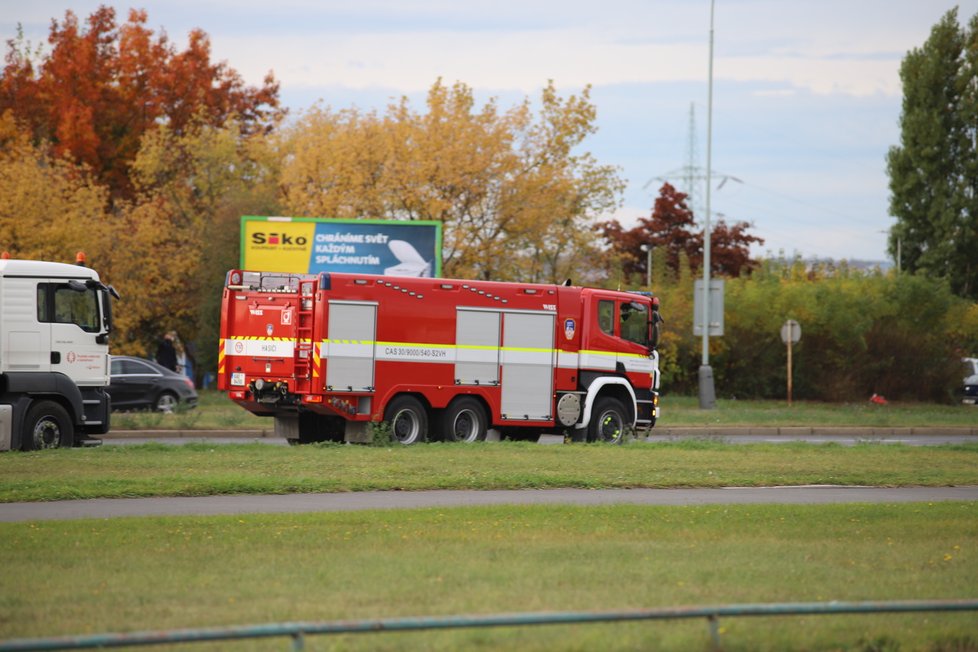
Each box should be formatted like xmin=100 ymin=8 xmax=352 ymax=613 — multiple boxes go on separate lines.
xmin=587 ymin=397 xmax=627 ymax=445
xmin=442 ymin=397 xmax=488 ymax=443
xmin=384 ymin=396 xmax=428 ymax=445
xmin=22 ymin=400 xmax=74 ymax=451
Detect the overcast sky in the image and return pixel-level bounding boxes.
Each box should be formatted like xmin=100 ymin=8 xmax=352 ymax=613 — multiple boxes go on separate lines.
xmin=7 ymin=1 xmax=978 ymax=262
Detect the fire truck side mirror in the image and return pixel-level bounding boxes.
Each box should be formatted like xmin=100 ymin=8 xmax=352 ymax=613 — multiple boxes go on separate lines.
xmin=649 ymin=312 xmax=662 ymax=350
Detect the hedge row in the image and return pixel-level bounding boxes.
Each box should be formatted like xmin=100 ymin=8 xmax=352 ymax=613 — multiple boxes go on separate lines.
xmin=651 ymin=261 xmax=978 ymax=402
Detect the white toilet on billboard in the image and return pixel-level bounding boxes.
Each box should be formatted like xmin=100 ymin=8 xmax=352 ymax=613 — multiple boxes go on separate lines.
xmin=384 ymin=240 xmax=432 ymax=277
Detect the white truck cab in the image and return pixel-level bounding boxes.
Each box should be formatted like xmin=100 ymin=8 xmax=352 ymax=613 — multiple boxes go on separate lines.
xmin=0 ymin=258 xmax=118 ymax=451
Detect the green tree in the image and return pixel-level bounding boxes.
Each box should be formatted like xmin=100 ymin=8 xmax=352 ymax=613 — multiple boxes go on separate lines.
xmin=887 ymin=7 xmax=978 ymax=300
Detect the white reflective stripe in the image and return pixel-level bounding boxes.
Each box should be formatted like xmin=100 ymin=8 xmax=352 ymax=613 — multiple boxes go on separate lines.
xmin=556 ymin=350 xmax=579 ymax=369
xmin=224 ymin=339 xmax=295 ymax=357
xmin=325 ymin=340 xmax=374 ymax=359
xmin=500 ymin=348 xmax=553 ymax=365
xmin=456 ymin=346 xmax=497 ymax=364
xmin=376 ymin=342 xmax=454 ymax=363
xmin=579 ymin=350 xmax=617 ymax=371
xmin=621 ymin=356 xmax=655 ymax=373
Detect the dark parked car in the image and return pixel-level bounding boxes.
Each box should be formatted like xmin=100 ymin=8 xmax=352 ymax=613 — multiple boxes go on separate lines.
xmin=963 ymin=357 xmax=978 ymax=406
xmin=109 ymin=356 xmax=198 ymax=412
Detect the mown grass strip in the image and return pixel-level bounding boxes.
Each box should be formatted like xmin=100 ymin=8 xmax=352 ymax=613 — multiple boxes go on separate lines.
xmin=1 ymin=503 xmax=975 ymax=650
xmin=2 ymin=441 xmax=977 ymax=503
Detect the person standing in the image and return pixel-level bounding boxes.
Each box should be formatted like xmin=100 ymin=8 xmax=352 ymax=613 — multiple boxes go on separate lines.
xmin=174 ymin=334 xmax=187 ymax=375
xmin=155 ymin=331 xmax=177 ymax=372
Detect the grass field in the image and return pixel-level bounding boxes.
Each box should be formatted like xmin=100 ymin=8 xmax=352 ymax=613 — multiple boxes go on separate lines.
xmin=2 ymin=440 xmax=978 ymax=502
xmin=1 ymin=503 xmax=975 ymax=650
xmin=109 ymin=390 xmax=978 ymax=431
xmin=5 ymin=393 xmax=977 ymax=650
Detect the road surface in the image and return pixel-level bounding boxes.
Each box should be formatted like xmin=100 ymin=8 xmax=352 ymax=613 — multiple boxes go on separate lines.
xmin=2 ymin=486 xmax=977 ymax=522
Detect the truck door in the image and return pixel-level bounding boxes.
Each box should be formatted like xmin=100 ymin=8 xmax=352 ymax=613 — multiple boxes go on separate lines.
xmin=500 ymin=311 xmax=555 ymax=421
xmin=455 ymin=309 xmax=500 ymax=385
xmin=45 ymin=280 xmax=109 ymax=387
xmin=325 ymin=301 xmax=377 ymax=391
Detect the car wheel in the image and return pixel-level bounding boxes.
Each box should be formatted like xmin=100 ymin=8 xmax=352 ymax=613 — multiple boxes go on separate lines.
xmin=587 ymin=397 xmax=628 ymax=444
xmin=155 ymin=391 xmax=179 ymax=413
xmin=22 ymin=401 xmax=73 ymax=451
xmin=441 ymin=397 xmax=488 ymax=443
xmin=384 ymin=396 xmax=428 ymax=445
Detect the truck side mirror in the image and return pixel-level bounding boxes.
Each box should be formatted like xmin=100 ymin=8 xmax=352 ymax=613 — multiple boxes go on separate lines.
xmin=648 ymin=312 xmax=662 ymax=350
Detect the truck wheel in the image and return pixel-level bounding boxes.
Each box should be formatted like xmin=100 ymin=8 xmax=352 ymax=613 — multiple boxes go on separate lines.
xmin=384 ymin=396 xmax=427 ymax=445
xmin=587 ymin=397 xmax=627 ymax=445
xmin=442 ymin=397 xmax=487 ymax=443
xmin=23 ymin=401 xmax=74 ymax=451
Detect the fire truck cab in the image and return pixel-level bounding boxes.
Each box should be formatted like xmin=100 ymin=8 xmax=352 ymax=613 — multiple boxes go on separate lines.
xmin=219 ymin=271 xmax=661 ymax=444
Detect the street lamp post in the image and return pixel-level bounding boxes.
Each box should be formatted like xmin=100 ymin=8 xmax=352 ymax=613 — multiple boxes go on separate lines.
xmin=698 ymin=0 xmax=717 ymax=409
xmin=640 ymin=244 xmax=652 ymax=288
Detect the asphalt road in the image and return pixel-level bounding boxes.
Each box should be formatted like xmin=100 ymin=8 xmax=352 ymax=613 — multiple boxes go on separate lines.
xmin=3 ymin=486 xmax=977 ymax=523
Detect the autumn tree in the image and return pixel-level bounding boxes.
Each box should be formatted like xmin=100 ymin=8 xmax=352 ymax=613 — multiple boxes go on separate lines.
xmin=107 ymin=117 xmax=281 ymax=368
xmin=0 ymin=114 xmax=110 ymax=263
xmin=887 ymin=7 xmax=978 ymax=300
xmin=277 ymin=79 xmax=623 ymax=283
xmin=0 ymin=6 xmax=282 ymax=199
xmin=598 ymin=182 xmax=763 ymax=283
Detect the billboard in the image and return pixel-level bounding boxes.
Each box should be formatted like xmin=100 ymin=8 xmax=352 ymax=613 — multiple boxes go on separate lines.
xmin=241 ymin=216 xmax=442 ymax=277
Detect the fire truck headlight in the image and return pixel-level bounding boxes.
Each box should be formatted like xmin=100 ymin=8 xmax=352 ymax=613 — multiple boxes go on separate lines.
xmin=255 ymin=378 xmax=265 ymax=391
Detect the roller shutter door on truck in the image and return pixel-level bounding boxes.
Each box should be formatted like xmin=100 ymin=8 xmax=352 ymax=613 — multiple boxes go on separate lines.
xmin=500 ymin=311 xmax=555 ymax=421
xmin=325 ymin=301 xmax=377 ymax=392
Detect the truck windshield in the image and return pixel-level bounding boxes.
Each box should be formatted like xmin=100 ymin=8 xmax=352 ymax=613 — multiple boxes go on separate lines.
xmin=37 ymin=283 xmax=101 ymax=333
xmin=620 ymin=301 xmax=649 ymax=348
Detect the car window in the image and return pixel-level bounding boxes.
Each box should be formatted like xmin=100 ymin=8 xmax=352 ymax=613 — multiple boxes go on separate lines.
xmin=110 ymin=359 xmax=123 ymax=375
xmin=119 ymin=359 xmax=158 ymax=375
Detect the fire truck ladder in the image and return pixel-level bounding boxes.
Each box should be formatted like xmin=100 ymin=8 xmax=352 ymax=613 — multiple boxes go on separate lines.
xmin=293 ymin=279 xmax=317 ymax=393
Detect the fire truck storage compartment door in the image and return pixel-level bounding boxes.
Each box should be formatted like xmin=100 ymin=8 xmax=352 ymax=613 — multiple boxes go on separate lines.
xmin=325 ymin=301 xmax=377 ymax=391
xmin=455 ymin=309 xmax=500 ymax=385
xmin=500 ymin=312 xmax=555 ymax=421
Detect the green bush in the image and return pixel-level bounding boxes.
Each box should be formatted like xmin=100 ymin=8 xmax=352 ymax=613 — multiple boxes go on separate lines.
xmin=653 ymin=259 xmax=973 ymax=402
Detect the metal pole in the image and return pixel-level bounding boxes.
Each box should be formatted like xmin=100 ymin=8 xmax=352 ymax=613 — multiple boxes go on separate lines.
xmin=698 ymin=0 xmax=717 ymax=409
xmin=787 ymin=336 xmax=793 ymax=407
xmin=646 ymin=246 xmax=652 ymax=288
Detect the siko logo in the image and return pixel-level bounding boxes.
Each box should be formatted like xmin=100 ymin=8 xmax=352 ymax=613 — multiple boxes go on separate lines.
xmin=252 ymin=232 xmax=308 ymax=246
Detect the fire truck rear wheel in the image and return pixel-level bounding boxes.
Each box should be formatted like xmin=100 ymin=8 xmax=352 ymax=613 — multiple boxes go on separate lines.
xmin=442 ymin=397 xmax=488 ymax=443
xmin=384 ymin=396 xmax=428 ymax=445
xmin=587 ymin=397 xmax=627 ymax=445
xmin=23 ymin=400 xmax=74 ymax=451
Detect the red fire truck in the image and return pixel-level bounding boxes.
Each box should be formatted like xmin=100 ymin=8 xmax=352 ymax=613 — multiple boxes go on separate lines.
xmin=218 ymin=270 xmax=661 ymax=444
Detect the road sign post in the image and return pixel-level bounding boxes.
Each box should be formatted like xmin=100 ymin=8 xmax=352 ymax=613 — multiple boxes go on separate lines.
xmin=780 ymin=320 xmax=801 ymax=406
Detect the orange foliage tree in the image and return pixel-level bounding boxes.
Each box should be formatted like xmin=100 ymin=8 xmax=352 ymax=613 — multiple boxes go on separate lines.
xmin=0 ymin=6 xmax=282 ymax=199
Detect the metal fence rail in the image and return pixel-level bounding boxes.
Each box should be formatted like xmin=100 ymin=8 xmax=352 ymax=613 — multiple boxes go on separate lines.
xmin=2 ymin=599 xmax=976 ymax=651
